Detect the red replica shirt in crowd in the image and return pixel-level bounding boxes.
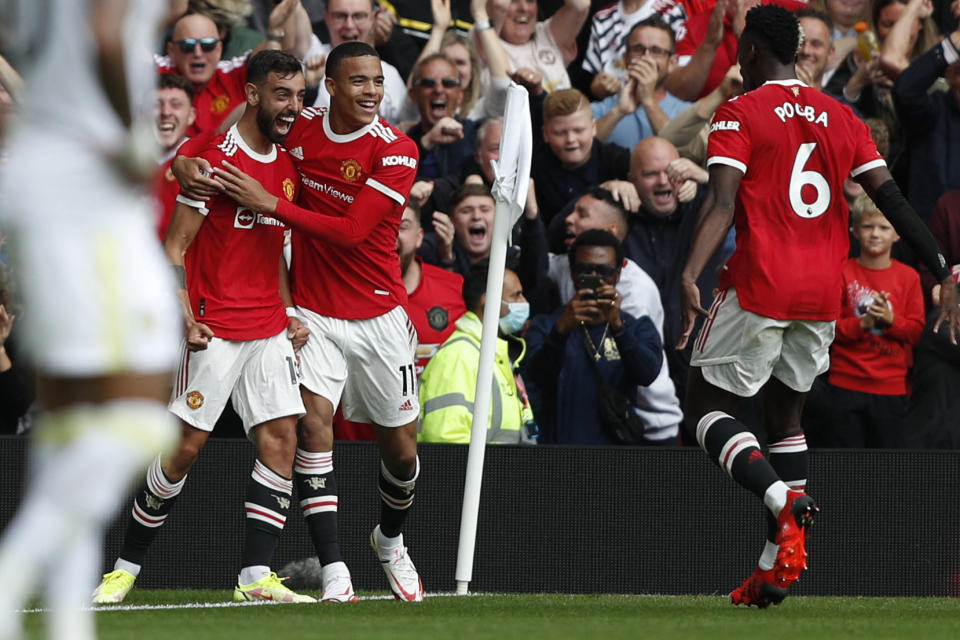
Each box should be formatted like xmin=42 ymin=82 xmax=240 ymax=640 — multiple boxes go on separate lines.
xmin=406 ymin=260 xmax=466 ymax=378
xmin=706 ymin=79 xmax=885 ymax=321
xmin=675 ymin=0 xmax=806 ymax=99
xmin=182 ymin=125 xmax=299 ymax=340
xmin=275 ymin=107 xmax=419 ymax=319
xmin=156 ymin=54 xmax=248 ymax=137
xmin=829 ymin=259 xmax=925 ymax=395
xmin=153 ymin=142 xmax=189 ymax=242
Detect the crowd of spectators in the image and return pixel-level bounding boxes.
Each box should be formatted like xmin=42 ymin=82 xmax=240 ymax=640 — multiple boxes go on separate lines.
xmin=1 ymin=0 xmax=959 ymax=448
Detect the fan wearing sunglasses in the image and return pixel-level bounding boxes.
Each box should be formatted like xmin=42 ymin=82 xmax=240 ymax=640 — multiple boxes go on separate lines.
xmin=406 ymin=52 xmax=481 ymax=181
xmin=157 ymin=0 xmax=309 ymax=137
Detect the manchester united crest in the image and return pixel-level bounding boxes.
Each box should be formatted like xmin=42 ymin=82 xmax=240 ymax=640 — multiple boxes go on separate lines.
xmin=211 ymin=93 xmax=230 ymax=114
xmin=427 ymin=306 xmax=449 ymax=331
xmin=340 ymin=159 xmax=362 ymax=182
xmin=282 ymin=177 xmax=295 ymax=201
xmin=186 ymin=390 xmax=204 ymax=410
xmin=792 ymin=86 xmax=800 ymax=97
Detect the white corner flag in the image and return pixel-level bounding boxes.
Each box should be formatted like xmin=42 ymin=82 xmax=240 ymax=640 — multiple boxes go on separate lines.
xmin=455 ymin=82 xmax=532 ymax=595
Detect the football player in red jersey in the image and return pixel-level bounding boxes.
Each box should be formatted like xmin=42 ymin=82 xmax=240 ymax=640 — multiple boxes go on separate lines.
xmin=177 ymin=41 xmax=426 ymax=602
xmin=92 ymin=50 xmax=314 ymax=606
xmin=676 ymin=5 xmax=960 ymax=608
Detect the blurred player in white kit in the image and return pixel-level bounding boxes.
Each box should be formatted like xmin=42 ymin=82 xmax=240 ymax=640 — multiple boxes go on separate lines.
xmin=0 ymin=1 xmax=181 ymax=639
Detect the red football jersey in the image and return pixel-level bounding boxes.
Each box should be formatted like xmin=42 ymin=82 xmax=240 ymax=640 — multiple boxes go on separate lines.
xmin=406 ymin=260 xmax=466 ymax=377
xmin=706 ymin=80 xmax=885 ymax=321
xmin=182 ymin=125 xmax=299 ymax=340
xmin=153 ymin=142 xmax=188 ymax=242
xmin=277 ymin=107 xmax=419 ymax=319
xmin=156 ymin=54 xmax=247 ymax=137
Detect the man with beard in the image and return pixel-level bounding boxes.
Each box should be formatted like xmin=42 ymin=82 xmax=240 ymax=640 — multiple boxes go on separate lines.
xmin=592 ymin=16 xmax=691 ymax=150
xmin=92 ymin=50 xmax=313 ymax=605
xmin=179 ymin=41 xmax=426 ymax=603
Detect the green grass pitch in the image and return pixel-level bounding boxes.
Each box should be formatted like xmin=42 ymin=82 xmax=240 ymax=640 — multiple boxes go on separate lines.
xmin=20 ymin=591 xmax=960 ymax=639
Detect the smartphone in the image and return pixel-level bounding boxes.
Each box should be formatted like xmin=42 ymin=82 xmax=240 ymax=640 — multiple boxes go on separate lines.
xmin=577 ymin=274 xmax=601 ymax=299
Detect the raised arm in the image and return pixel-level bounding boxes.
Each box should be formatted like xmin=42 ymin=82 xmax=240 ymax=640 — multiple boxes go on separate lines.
xmin=473 ymin=0 xmax=509 ymax=81
xmin=548 ymin=0 xmax=591 ymax=65
xmin=879 ymin=0 xmax=933 ymax=80
xmin=414 ymin=0 xmax=454 ymax=67
xmin=664 ymin=0 xmax=727 ymax=101
xmin=254 ymin=0 xmax=310 ymax=59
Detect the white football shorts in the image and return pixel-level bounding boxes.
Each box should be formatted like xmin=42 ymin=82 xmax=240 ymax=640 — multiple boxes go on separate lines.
xmin=690 ymin=287 xmax=835 ymax=397
xmin=169 ymin=329 xmax=305 ymax=435
xmin=4 ymin=212 xmax=180 ymax=377
xmin=296 ymin=305 xmax=420 ymax=427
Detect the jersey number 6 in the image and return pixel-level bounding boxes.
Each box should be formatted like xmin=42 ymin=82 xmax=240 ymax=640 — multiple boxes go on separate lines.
xmin=789 ymin=142 xmax=830 ymax=219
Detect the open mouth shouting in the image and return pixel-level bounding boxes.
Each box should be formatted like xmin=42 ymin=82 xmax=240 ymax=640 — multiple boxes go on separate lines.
xmin=651 ymin=185 xmax=675 ymax=209
xmin=274 ymin=112 xmax=297 ymax=137
xmin=467 ymin=222 xmax=489 ymax=251
xmin=429 ymin=98 xmax=448 ymax=121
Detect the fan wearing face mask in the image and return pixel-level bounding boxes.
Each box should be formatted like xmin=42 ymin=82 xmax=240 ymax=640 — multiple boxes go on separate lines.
xmin=418 ymin=260 xmax=538 ymax=444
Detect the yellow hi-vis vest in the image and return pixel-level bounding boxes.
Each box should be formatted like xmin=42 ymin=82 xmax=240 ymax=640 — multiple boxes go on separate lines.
xmin=417 ymin=312 xmax=533 ymax=444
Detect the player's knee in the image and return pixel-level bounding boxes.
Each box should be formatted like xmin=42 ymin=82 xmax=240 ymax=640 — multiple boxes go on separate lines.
xmin=166 ymin=441 xmax=202 ymax=479
xmin=382 ymin=449 xmax=418 ymax=480
xmin=299 ymin=408 xmax=332 ymax=442
xmin=254 ymin=419 xmax=298 ymax=465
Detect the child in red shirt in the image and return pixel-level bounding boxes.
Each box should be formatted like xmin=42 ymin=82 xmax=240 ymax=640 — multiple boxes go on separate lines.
xmin=822 ymin=194 xmax=925 ymax=447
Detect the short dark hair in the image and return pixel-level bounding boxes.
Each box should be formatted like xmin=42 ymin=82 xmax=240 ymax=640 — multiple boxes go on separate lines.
xmin=462 ymin=259 xmax=518 ymax=313
xmin=246 ymin=49 xmax=302 ymax=86
xmin=326 ymin=41 xmax=379 ymax=80
xmin=582 ymin=186 xmax=628 ymax=239
xmin=404 ymin=198 xmax=422 ymax=219
xmin=462 ymin=260 xmax=490 ymax=312
xmin=570 ymin=229 xmax=624 ymax=270
xmin=742 ymin=5 xmax=800 ymax=66
xmin=626 ymin=15 xmax=676 ymax=50
xmin=448 ymin=183 xmax=494 ymax=212
xmin=795 ymin=8 xmax=834 ymax=39
xmin=158 ymin=73 xmax=194 ymax=101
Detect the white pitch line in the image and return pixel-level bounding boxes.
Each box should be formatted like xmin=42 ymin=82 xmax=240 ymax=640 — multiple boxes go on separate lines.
xmin=19 ymin=591 xmax=487 ymax=613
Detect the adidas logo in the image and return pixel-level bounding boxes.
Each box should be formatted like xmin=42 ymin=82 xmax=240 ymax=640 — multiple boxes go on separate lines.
xmin=399 ymin=399 xmax=413 ymax=412
xmin=290 ymin=146 xmax=304 ymax=160
xmin=747 ymin=450 xmax=765 ymax=464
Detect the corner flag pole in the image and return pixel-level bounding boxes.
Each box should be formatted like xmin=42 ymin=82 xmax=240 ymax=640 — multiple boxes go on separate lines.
xmin=455 ymin=83 xmax=531 ymax=595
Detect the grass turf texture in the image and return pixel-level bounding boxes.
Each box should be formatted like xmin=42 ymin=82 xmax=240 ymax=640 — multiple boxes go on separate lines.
xmin=22 ymin=592 xmax=960 ymax=639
